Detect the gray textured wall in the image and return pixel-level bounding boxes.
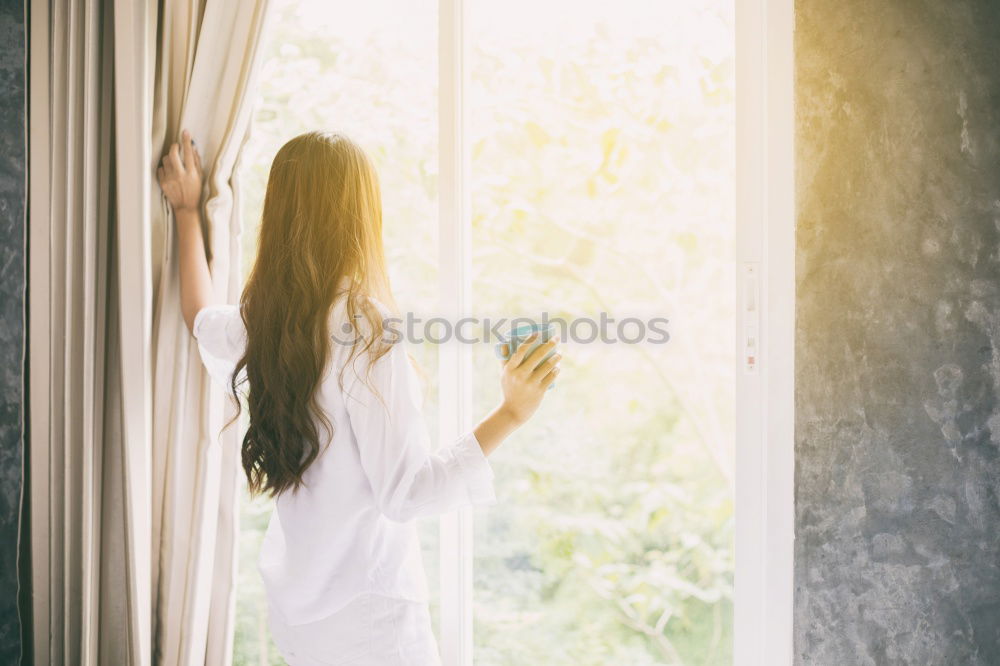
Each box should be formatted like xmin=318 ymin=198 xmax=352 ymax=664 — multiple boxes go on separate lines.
xmin=0 ymin=0 xmax=24 ymax=662
xmin=795 ymin=0 xmax=1000 ymax=664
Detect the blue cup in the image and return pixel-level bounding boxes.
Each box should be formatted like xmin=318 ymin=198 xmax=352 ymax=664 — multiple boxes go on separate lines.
xmin=494 ymin=323 xmax=558 ymax=389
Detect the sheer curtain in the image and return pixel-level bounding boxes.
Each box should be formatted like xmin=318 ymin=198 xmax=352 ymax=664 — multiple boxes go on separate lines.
xmin=28 ymin=0 xmax=272 ymax=663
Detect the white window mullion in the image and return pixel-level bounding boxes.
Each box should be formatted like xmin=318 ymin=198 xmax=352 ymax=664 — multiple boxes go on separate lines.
xmin=734 ymin=0 xmax=794 ymax=664
xmin=734 ymin=0 xmax=766 ymax=662
xmin=438 ymin=0 xmax=474 ymax=665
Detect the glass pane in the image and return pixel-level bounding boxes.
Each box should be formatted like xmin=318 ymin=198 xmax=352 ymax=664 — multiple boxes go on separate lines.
xmin=234 ymin=1 xmax=439 ymax=662
xmin=468 ymin=1 xmax=735 ymax=664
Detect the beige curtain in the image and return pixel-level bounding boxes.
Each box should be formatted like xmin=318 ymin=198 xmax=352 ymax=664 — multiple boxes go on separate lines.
xmin=28 ymin=0 xmax=272 ymax=663
xmin=29 ymin=1 xmax=143 ymax=663
xmin=148 ymin=2 xmax=271 ymax=664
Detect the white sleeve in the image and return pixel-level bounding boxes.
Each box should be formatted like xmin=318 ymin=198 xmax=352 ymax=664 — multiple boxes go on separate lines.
xmin=343 ymin=339 xmax=497 ymax=523
xmin=192 ymin=304 xmax=247 ymax=389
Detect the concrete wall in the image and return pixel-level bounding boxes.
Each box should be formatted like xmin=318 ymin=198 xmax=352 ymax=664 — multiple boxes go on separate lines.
xmin=795 ymin=0 xmax=1000 ymax=663
xmin=0 ymin=0 xmax=25 ymax=662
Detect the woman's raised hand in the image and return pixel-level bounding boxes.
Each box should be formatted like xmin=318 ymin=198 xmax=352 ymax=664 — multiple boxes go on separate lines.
xmin=157 ymin=129 xmax=204 ymax=214
xmin=498 ymin=333 xmax=562 ymax=425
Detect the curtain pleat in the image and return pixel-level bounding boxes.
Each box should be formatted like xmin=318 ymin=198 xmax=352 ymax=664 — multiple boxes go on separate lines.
xmin=110 ymin=0 xmax=157 ymax=661
xmin=30 ymin=0 xmax=272 ymax=663
xmin=42 ymin=0 xmax=109 ymax=661
xmin=30 ymin=0 xmax=122 ymax=663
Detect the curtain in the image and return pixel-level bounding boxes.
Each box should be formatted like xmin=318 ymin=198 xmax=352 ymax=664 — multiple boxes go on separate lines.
xmin=28 ymin=0 xmax=272 ymax=663
xmin=29 ymin=1 xmax=138 ymax=663
xmin=148 ymin=2 xmax=271 ymax=664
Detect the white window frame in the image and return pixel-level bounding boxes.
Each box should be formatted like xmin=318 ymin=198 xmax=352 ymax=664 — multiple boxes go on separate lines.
xmin=436 ymin=0 xmax=795 ymax=664
xmin=437 ymin=1 xmax=475 ymax=664
xmin=734 ymin=0 xmax=795 ymax=664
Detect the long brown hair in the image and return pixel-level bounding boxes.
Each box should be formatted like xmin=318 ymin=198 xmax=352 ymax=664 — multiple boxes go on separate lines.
xmin=233 ymin=131 xmax=395 ymax=497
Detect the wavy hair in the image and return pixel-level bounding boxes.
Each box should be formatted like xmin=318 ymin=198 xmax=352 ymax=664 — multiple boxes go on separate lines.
xmin=233 ymin=131 xmax=395 ymax=497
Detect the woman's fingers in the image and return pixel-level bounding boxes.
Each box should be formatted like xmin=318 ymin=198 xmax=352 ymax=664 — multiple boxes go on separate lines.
xmin=520 ymin=336 xmax=559 ymax=372
xmin=168 ymin=142 xmax=183 ymax=173
xmin=504 ymin=332 xmax=539 ymax=368
xmin=156 ymin=166 xmax=165 ymax=184
xmin=540 ymin=366 xmax=560 ymax=389
xmin=193 ymin=142 xmax=203 ymax=174
xmin=182 ymin=130 xmax=196 ymax=170
xmin=531 ymin=352 xmax=561 ymax=380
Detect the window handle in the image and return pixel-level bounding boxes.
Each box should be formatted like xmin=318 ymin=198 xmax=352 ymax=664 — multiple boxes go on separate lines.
xmin=743 ymin=263 xmax=759 ymax=374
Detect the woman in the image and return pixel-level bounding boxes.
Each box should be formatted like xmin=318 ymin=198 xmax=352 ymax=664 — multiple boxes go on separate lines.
xmin=157 ymin=130 xmax=561 ymax=665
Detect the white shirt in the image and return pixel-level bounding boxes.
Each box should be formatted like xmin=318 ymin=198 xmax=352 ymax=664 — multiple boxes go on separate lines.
xmin=192 ymin=296 xmax=497 ymax=626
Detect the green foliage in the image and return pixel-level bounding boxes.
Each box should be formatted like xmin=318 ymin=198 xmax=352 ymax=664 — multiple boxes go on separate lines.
xmin=233 ymin=489 xmax=283 ymax=665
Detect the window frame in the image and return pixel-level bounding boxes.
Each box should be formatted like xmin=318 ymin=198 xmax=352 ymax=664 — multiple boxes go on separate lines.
xmin=733 ymin=0 xmax=795 ymax=664
xmin=437 ymin=1 xmax=474 ymax=664
xmin=436 ymin=0 xmax=795 ymax=663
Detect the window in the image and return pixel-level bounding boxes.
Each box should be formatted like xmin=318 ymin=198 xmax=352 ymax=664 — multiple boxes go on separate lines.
xmin=466 ymin=1 xmax=735 ymax=664
xmin=234 ymin=0 xmax=793 ymax=664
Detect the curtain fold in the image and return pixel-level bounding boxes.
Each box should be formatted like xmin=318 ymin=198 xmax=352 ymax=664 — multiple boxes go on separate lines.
xmin=112 ymin=0 xmax=158 ymax=663
xmin=29 ymin=0 xmax=272 ymax=663
xmin=29 ymin=0 xmax=133 ymax=663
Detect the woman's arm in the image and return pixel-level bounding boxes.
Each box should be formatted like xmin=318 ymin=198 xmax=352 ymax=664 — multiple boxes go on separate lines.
xmin=346 ymin=329 xmax=561 ymax=523
xmin=157 ymin=129 xmax=216 ymax=333
xmin=474 ymin=332 xmax=561 ymax=456
xmin=175 ymin=209 xmax=215 ymax=333
xmin=345 ymin=338 xmax=498 ymax=522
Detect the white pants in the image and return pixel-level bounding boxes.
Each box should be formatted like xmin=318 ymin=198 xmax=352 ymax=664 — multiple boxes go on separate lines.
xmin=268 ymin=593 xmax=443 ymax=666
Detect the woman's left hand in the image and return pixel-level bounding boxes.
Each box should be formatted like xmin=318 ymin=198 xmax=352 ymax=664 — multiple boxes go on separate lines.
xmin=157 ymin=129 xmax=204 ymax=214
